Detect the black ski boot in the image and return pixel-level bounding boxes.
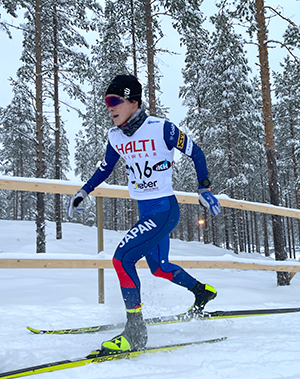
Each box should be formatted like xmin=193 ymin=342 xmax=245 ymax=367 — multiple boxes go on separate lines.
xmin=101 ymin=311 xmax=148 ymax=353
xmin=188 ymin=282 xmax=217 ymax=317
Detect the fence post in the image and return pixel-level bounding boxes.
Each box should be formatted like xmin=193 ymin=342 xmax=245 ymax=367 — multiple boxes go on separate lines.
xmin=96 ymin=196 xmax=104 ymax=303
xmin=290 ymin=257 xmax=300 ymax=281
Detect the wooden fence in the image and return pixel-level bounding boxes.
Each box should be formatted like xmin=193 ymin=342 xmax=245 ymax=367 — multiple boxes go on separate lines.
xmin=1 ymin=175 xmax=300 ymax=303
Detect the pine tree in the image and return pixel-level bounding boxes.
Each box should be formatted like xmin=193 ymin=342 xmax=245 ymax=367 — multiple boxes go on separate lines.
xmin=74 ymin=0 xmax=130 ymax=229
xmin=1 ymin=0 xmax=101 ymax=244
xmin=43 ymin=0 xmax=101 ymax=237
xmin=283 ymin=20 xmax=300 ymax=58
xmin=0 ymin=78 xmax=36 ymax=220
xmin=179 ymin=12 xmax=261 ymax=252
xmin=247 ymin=76 xmax=269 ymax=256
xmin=274 ymin=57 xmax=300 ymax=251
xmin=217 ymin=0 xmax=293 ymax=284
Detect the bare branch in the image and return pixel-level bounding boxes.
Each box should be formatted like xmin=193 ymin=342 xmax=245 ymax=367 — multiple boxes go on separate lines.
xmin=266 ymin=39 xmax=299 ymax=63
xmin=152 ymin=12 xmax=171 ymax=18
xmin=156 ymin=48 xmax=180 ymax=55
xmin=265 ymin=6 xmax=297 ymax=27
xmin=9 ymin=127 xmax=37 ymax=144
xmin=244 ymin=41 xmax=260 ymax=47
xmin=1 ymin=21 xmax=27 ymax=33
xmin=58 ymin=100 xmax=82 ymax=113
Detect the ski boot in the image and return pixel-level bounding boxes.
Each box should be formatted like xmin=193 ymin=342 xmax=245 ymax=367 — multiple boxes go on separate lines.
xmin=101 ymin=308 xmax=148 ymax=353
xmin=187 ymin=282 xmax=217 ymax=318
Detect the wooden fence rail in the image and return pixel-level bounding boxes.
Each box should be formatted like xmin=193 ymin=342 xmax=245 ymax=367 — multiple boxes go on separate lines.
xmin=1 ymin=258 xmax=300 ymax=272
xmin=1 ymin=176 xmax=300 ymax=218
xmin=1 ymin=175 xmax=300 ymax=303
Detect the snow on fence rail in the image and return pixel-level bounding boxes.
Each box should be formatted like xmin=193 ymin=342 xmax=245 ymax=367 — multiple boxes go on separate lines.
xmin=1 ymin=175 xmax=300 ymax=302
xmin=1 ymin=175 xmax=300 ymax=218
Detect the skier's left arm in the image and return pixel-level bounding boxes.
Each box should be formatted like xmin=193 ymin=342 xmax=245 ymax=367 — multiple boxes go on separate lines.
xmin=163 ymin=121 xmax=221 ymax=216
xmin=67 ymin=141 xmax=120 ymax=218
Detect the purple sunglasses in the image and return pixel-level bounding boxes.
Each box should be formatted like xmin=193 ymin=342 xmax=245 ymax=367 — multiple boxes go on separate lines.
xmin=104 ymin=96 xmax=125 ymax=107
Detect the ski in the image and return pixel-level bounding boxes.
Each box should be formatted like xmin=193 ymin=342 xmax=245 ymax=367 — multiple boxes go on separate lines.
xmin=0 ymin=337 xmax=227 ymax=379
xmin=27 ymin=307 xmax=300 ymax=335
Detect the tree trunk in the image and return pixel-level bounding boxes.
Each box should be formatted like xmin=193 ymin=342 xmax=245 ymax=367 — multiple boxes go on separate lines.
xmin=290 ymin=218 xmax=296 ymax=259
xmin=254 ymin=212 xmax=260 ymax=253
xmin=187 ymin=204 xmax=193 ymax=241
xmin=237 ymin=209 xmax=244 ymax=252
xmin=53 ymin=3 xmax=62 ymax=240
xmin=203 ymin=208 xmax=209 ymax=244
xmin=35 ymin=0 xmax=46 ymax=253
xmin=211 ymin=216 xmax=218 ymax=247
xmin=260 ymin=161 xmax=270 ymax=256
xmin=289 ymin=113 xmax=300 ymax=245
xmin=245 ymin=210 xmax=251 ymax=253
xmin=144 ymin=0 xmax=156 ymax=115
xmin=19 ymin=138 xmax=25 ymax=220
xmin=226 ymin=109 xmax=238 ymax=253
xmin=130 ymin=0 xmax=138 ymax=77
xmin=255 ymin=0 xmax=288 ymax=284
xmin=249 ymin=213 xmax=253 ymax=253
xmin=224 ymin=209 xmax=230 ymax=250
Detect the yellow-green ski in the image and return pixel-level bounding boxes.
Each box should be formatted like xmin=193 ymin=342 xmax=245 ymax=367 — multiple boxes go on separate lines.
xmin=27 ymin=307 xmax=300 ymax=335
xmin=0 ymin=337 xmax=227 ymax=379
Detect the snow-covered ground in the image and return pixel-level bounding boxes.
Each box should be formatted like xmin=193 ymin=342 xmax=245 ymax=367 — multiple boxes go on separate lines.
xmin=0 ymin=220 xmax=299 ymax=379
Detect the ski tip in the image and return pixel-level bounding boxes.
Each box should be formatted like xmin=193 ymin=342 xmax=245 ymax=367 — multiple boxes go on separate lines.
xmin=27 ymin=326 xmax=43 ymax=334
xmin=214 ymin=336 xmax=227 ymax=342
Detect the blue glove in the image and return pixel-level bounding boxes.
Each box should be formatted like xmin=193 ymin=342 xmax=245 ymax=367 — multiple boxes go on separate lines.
xmin=67 ymin=189 xmax=87 ymax=218
xmin=198 ymin=188 xmax=221 ymax=216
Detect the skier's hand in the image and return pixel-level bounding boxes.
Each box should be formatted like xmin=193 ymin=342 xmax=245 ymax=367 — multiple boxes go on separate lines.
xmin=198 ymin=188 xmax=221 ymax=216
xmin=67 ymin=189 xmax=87 ymax=218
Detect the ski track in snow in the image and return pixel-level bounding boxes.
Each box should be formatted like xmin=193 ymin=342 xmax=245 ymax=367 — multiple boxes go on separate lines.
xmin=0 ymin=220 xmax=299 ymax=379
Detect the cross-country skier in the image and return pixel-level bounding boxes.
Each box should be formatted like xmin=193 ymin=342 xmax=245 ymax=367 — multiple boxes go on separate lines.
xmin=68 ymin=75 xmax=221 ymax=353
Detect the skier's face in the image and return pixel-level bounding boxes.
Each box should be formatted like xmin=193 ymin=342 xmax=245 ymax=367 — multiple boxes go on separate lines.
xmin=105 ymin=95 xmax=138 ymax=126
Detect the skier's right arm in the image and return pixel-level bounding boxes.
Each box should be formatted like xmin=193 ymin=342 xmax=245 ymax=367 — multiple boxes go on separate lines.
xmin=67 ymin=141 xmax=120 ymax=218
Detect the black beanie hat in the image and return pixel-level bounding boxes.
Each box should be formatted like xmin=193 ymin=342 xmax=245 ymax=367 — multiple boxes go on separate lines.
xmin=105 ymin=75 xmax=142 ymax=106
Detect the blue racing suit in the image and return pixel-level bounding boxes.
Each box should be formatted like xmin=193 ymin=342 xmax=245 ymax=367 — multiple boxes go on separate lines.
xmin=81 ymin=117 xmax=209 ymax=310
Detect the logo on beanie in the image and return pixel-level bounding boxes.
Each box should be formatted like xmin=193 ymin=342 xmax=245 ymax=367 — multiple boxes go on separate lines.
xmin=124 ymin=87 xmax=130 ymax=97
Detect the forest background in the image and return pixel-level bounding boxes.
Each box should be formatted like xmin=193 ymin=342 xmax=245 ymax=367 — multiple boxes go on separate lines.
xmin=0 ymin=0 xmax=299 ymax=286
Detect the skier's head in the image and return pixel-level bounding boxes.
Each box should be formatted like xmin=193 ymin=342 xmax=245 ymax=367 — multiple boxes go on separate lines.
xmin=104 ymin=75 xmax=142 ymax=126
xmin=105 ymin=75 xmax=142 ymax=107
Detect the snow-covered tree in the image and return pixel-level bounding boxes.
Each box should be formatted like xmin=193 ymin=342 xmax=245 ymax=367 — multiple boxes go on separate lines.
xmin=74 ymin=0 xmax=131 ymax=229
xmin=1 ymin=0 xmax=101 ymax=245
xmin=274 ymin=57 xmax=300 ymax=255
xmin=179 ymin=12 xmax=264 ymax=252
xmin=0 ymin=78 xmax=36 ymax=220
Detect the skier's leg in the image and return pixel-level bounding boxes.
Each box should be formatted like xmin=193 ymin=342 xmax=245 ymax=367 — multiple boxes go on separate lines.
xmin=145 ymin=237 xmax=217 ymax=313
xmin=102 ymin=196 xmax=181 ymax=352
xmin=145 ymin=236 xmax=196 ymax=289
xmin=112 ymin=195 xmax=181 ymax=310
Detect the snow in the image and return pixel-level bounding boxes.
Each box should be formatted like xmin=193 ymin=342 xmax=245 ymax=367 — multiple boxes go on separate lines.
xmin=0 ymin=220 xmax=300 ymax=379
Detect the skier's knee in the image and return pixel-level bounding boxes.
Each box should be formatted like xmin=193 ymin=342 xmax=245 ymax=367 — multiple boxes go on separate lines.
xmin=152 ymin=267 xmax=173 ymax=281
